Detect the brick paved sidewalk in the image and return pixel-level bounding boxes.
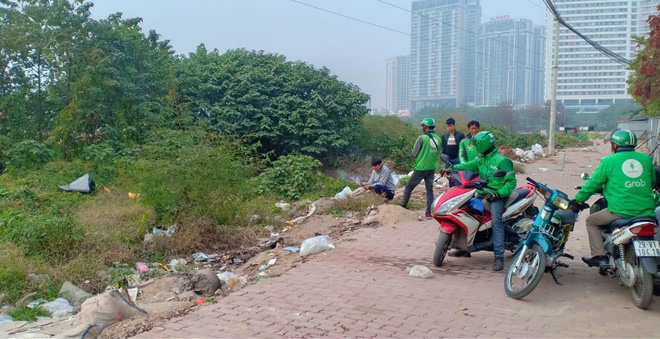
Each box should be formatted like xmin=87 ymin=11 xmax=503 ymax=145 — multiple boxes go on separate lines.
xmin=136 ymin=143 xmax=660 ymax=338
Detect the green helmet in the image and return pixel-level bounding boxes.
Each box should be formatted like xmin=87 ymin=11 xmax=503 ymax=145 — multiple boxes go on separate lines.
xmin=473 ymin=131 xmax=496 ymax=154
xmin=611 ymin=129 xmax=637 ymax=147
xmin=420 ymin=118 xmax=435 ymax=127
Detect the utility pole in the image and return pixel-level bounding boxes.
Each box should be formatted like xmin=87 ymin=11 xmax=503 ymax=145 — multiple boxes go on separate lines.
xmin=548 ymin=18 xmax=559 ymax=156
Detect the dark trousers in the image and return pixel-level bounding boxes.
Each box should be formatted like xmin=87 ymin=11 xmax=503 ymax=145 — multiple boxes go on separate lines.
xmin=445 ymin=158 xmax=460 ymax=187
xmin=401 ymin=170 xmax=435 ymax=214
xmin=372 ymin=184 xmax=394 ymax=200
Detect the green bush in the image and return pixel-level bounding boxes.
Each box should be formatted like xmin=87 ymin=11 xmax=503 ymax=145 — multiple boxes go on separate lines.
xmin=78 ymin=144 xmax=116 ymax=162
xmin=6 ymin=140 xmax=54 ymax=170
xmin=356 ymin=115 xmax=418 ymax=171
xmin=260 ymin=155 xmax=322 ymax=200
xmin=0 ymin=213 xmax=84 ymax=262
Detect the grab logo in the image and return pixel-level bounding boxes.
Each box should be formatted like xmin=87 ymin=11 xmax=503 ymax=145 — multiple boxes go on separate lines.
xmin=621 ymin=159 xmax=643 ymax=178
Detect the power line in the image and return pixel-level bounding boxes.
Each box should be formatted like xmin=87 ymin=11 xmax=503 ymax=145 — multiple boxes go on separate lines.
xmin=543 ymin=0 xmax=631 ymax=65
xmin=288 ymin=0 xmax=538 ymax=69
xmin=374 ymin=0 xmax=546 ymax=59
xmin=288 ymin=0 xmax=410 ymax=36
xmin=520 ymin=0 xmax=547 ymax=10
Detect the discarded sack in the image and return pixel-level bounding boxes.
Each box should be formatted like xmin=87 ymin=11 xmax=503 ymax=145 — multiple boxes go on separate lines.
xmin=408 ymin=265 xmax=433 ymax=278
xmin=531 ymin=144 xmax=543 ymax=155
xmin=300 ymin=235 xmax=335 ymax=257
xmin=70 ymin=288 xmax=148 ymax=339
xmin=59 ymin=173 xmax=95 ymax=193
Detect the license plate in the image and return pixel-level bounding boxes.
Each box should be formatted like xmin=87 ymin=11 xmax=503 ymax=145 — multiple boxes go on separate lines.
xmin=633 ymin=240 xmax=660 ymax=257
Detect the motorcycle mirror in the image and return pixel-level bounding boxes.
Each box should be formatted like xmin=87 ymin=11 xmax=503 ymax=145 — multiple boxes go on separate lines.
xmin=440 ymin=154 xmax=451 ymax=164
xmin=580 ymin=173 xmax=589 ymax=180
xmin=493 ymin=170 xmax=506 ymax=178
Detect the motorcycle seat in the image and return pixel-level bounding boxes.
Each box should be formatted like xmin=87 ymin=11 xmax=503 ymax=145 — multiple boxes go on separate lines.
xmin=609 ymin=216 xmax=658 ymax=230
xmin=505 ymin=189 xmax=530 ymax=208
xmin=555 ymin=209 xmax=577 ymax=224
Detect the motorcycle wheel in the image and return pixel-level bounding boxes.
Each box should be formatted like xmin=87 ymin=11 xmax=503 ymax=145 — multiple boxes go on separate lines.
xmin=626 ymin=246 xmax=653 ymax=309
xmin=504 ymin=244 xmax=545 ymax=299
xmin=432 ymin=231 xmax=452 ymax=267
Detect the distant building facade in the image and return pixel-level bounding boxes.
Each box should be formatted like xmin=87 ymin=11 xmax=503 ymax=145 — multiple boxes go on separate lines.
xmin=410 ymin=0 xmax=481 ymax=112
xmin=475 ymin=18 xmax=546 ymax=107
xmin=544 ymin=0 xmax=657 ymax=113
xmin=385 ymin=55 xmax=410 ymax=113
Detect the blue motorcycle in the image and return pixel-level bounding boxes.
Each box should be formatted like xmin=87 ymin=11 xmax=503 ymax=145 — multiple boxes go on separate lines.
xmin=504 ymin=177 xmax=588 ymax=299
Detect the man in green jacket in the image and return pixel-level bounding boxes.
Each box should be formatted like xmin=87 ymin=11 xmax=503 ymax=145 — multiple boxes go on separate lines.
xmin=459 ymin=120 xmax=481 ymax=164
xmin=445 ymin=131 xmax=517 ymax=271
xmin=401 ymin=118 xmax=442 ymax=219
xmin=574 ymin=129 xmax=656 ymax=267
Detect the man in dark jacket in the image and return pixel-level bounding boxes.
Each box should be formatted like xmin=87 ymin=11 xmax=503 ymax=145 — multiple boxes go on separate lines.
xmin=441 ymin=118 xmax=465 ymax=187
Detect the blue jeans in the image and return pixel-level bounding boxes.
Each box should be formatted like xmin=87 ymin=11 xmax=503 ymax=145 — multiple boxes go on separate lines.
xmin=372 ymin=184 xmax=394 ymax=200
xmin=446 ymin=158 xmax=460 ymax=187
xmin=489 ymin=197 xmax=506 ymax=259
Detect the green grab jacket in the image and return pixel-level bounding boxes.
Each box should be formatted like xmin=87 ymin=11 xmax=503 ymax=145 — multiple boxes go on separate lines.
xmin=453 ymin=149 xmax=517 ymax=198
xmin=575 ymin=150 xmax=656 ymax=217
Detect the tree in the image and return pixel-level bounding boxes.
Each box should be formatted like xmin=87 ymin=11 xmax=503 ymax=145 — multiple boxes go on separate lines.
xmin=176 ymin=46 xmax=369 ymax=161
xmin=628 ymin=5 xmax=660 ymax=117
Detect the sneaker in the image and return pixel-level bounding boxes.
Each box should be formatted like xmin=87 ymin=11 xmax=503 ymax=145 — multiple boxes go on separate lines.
xmin=448 ymin=249 xmax=471 ymax=258
xmin=493 ymin=258 xmax=504 ymax=271
xmin=425 ymin=212 xmax=433 ymax=219
xmin=581 ymin=255 xmax=607 ymax=267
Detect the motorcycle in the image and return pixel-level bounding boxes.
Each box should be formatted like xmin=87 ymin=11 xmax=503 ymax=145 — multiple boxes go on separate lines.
xmin=431 ymin=156 xmax=538 ymax=267
xmin=576 ymin=172 xmax=660 ymax=309
xmin=504 ymin=177 xmax=588 ymax=299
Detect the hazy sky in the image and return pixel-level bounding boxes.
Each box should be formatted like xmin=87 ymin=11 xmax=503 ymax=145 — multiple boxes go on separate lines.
xmin=90 ymin=0 xmax=547 ymax=109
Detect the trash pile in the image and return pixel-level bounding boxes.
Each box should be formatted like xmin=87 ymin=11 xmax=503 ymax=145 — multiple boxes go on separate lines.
xmin=513 ymin=143 xmax=546 ymax=163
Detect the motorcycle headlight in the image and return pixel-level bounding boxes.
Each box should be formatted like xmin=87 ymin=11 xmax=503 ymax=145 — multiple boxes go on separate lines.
xmin=553 ymin=196 xmax=570 ymax=210
xmin=436 ymin=191 xmax=472 ymax=215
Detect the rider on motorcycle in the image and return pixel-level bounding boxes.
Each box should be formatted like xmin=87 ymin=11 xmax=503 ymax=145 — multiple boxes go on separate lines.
xmin=574 ymin=129 xmax=657 ymax=267
xmin=443 ymin=131 xmax=517 ymax=271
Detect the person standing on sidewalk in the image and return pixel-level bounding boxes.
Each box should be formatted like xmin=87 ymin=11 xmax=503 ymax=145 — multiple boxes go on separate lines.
xmin=573 ymin=129 xmax=657 ymax=267
xmin=459 ymin=120 xmax=480 ymax=164
xmin=401 ymin=118 xmax=441 ymax=219
xmin=441 ymin=118 xmax=465 ymax=187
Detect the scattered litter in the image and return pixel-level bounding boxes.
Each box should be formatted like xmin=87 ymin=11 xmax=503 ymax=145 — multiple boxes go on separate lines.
xmin=284 ymin=246 xmax=300 ymax=253
xmin=195 ymin=297 xmax=207 ymax=306
xmin=275 ymin=202 xmax=291 ymax=211
xmin=407 ymin=265 xmax=434 ymax=278
xmin=217 ymin=272 xmax=236 ymax=283
xmin=127 ymin=288 xmax=138 ymax=303
xmin=258 ymin=272 xmax=268 ymax=278
xmin=71 ymin=288 xmax=148 ymax=339
xmin=226 ymin=276 xmax=247 ymax=288
xmin=27 ymin=299 xmax=47 ymax=309
xmin=128 ymin=192 xmax=140 ymax=199
xmin=152 ymin=225 xmax=177 ymax=237
xmin=288 ymin=202 xmax=318 ymax=224
xmin=232 ymin=258 xmax=244 ymax=264
xmin=0 ymin=314 xmax=13 ymax=325
xmin=333 ymin=186 xmax=353 ymax=199
xmin=524 ymin=150 xmax=535 ymax=161
xmin=515 ymin=148 xmax=525 ymax=158
xmin=135 ymin=262 xmax=149 ymax=273
xmin=59 ymin=173 xmax=95 ymax=193
xmin=192 ymin=252 xmax=210 ymax=262
xmin=531 ymin=144 xmax=543 ymax=155
xmin=538 ymin=167 xmax=549 ymax=172
xmin=259 ymin=258 xmax=277 ymax=271
xmin=264 ymin=225 xmax=274 ymax=233
xmin=98 ymin=185 xmax=111 ymax=193
xmin=169 ymin=258 xmax=188 ymax=270
xmin=40 ymin=298 xmax=74 ymax=317
xmin=300 ymin=235 xmax=335 ymax=257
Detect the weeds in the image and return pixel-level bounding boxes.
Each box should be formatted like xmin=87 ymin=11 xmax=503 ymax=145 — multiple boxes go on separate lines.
xmin=10 ymin=306 xmax=50 ymax=322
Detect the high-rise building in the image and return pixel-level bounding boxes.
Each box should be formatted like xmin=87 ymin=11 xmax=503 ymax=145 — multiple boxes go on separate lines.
xmin=475 ymin=18 xmax=546 ymax=107
xmin=410 ymin=0 xmax=481 ymax=112
xmin=385 ymin=55 xmax=410 ymax=114
xmin=544 ymin=0 xmax=657 ymax=113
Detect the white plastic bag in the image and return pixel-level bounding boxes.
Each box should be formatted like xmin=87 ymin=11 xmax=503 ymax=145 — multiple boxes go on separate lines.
xmin=333 ymin=186 xmax=353 ymax=199
xmin=0 ymin=314 xmax=14 ymax=325
xmin=531 ymin=144 xmax=543 ymax=155
xmin=217 ymin=271 xmax=236 ymax=283
xmin=300 ymin=235 xmax=335 ymax=257
xmin=391 ymin=172 xmax=399 ymax=187
xmin=41 ymin=298 xmax=74 ymax=316
xmin=524 ymin=150 xmax=535 ymax=160
xmin=514 ymin=148 xmax=525 ymax=158
xmin=407 ymin=265 xmax=433 ymax=278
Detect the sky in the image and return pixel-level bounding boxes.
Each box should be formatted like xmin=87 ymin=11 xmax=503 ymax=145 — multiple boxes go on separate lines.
xmin=90 ymin=0 xmax=548 ymax=110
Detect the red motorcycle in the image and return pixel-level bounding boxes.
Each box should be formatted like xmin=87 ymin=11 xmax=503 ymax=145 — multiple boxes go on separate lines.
xmin=432 ymin=169 xmax=538 ymax=266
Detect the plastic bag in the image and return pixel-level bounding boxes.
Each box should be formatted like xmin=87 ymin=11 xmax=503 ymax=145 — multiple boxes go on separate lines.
xmin=408 ymin=265 xmax=433 ymax=278
xmin=524 ymin=150 xmax=535 ymax=160
xmin=333 ymin=186 xmax=352 ymax=199
xmin=391 ymin=172 xmax=399 ymax=187
xmin=0 ymin=314 xmax=14 ymax=325
xmin=300 ymin=235 xmax=335 ymax=257
xmin=217 ymin=271 xmax=236 ymax=283
xmin=531 ymin=144 xmax=543 ymax=155
xmin=41 ymin=298 xmax=74 ymax=316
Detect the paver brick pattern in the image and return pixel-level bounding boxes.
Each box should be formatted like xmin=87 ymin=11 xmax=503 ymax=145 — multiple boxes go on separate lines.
xmin=136 ymin=142 xmax=660 ymax=338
